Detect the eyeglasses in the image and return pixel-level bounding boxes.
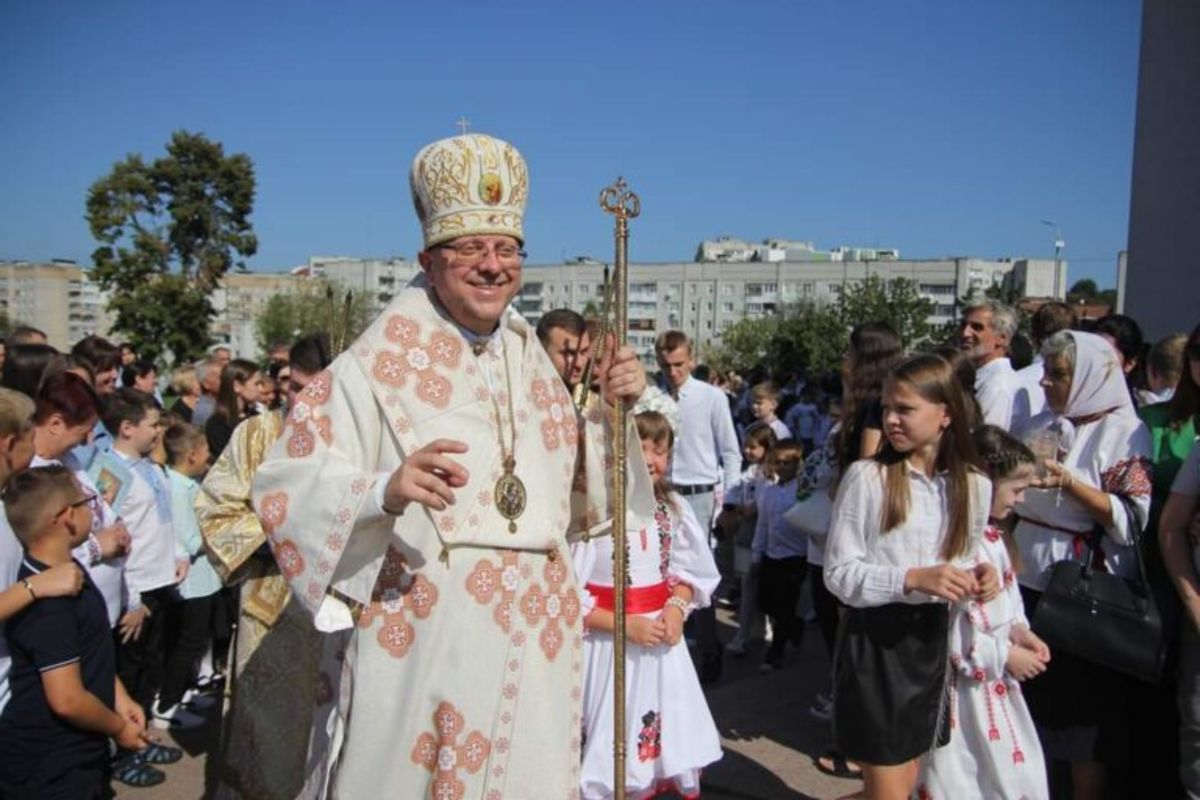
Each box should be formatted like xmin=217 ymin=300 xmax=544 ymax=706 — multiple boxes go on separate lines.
xmin=436 ymin=240 xmax=527 ymax=267
xmin=57 ymin=492 xmax=98 ymax=518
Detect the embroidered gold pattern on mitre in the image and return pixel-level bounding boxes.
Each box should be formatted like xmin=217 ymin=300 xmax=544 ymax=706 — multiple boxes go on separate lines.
xmin=410 ymin=133 xmax=528 ymax=248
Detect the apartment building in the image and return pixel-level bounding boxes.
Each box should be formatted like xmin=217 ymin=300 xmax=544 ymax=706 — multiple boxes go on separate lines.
xmin=516 ymin=256 xmax=1065 ymax=365
xmin=0 ymin=260 xmax=114 ymax=348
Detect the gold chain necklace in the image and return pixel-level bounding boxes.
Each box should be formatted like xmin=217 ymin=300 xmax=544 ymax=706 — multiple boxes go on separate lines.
xmin=476 ymin=337 xmax=526 ymax=533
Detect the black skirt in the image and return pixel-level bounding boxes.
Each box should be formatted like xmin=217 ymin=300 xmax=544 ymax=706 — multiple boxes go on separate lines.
xmin=833 ymin=602 xmax=951 ymax=766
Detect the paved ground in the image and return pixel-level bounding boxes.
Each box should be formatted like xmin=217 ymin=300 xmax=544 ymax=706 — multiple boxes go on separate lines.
xmin=116 ymin=611 xmax=862 ymax=799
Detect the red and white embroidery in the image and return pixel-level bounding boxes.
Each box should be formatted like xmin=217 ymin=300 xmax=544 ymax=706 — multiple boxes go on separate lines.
xmin=258 ymin=491 xmax=289 ymax=537
xmin=274 ymin=539 xmax=305 ymax=579
xmin=358 ymin=547 xmax=439 ymax=660
xmin=529 ymin=378 xmax=578 ymax=451
xmin=299 ymin=370 xmax=333 ymax=406
xmin=371 ymin=315 xmax=463 ymax=409
xmin=410 ymin=701 xmax=491 ymax=800
xmin=1101 ymin=456 xmax=1153 ymax=498
xmin=286 ymin=406 xmax=332 ymax=458
xmin=466 ymin=552 xmax=521 ymax=633
xmin=517 ymin=556 xmax=581 ymax=661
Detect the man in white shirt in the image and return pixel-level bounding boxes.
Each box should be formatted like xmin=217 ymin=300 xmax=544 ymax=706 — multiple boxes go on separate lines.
xmin=656 ymin=330 xmax=741 ymax=681
xmin=959 ymin=299 xmax=1019 ymax=429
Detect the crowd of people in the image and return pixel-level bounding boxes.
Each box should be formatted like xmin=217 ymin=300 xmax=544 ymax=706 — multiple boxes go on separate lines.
xmin=0 ymin=129 xmax=1196 ymax=800
xmin=609 ymin=297 xmax=1198 ymax=800
xmin=0 ymin=325 xmax=330 ymax=796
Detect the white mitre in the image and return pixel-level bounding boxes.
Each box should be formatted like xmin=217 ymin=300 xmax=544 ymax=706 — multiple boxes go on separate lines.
xmin=409 ymin=133 xmax=529 ymax=249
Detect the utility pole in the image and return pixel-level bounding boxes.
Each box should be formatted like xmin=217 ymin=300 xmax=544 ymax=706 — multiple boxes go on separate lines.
xmin=1040 ymin=219 xmax=1065 ymax=298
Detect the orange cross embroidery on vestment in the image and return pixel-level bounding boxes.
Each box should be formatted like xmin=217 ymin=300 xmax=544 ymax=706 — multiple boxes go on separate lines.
xmin=358 ymin=547 xmax=439 ymax=659
xmin=465 ymin=551 xmax=523 ymax=633
xmin=410 ymin=701 xmax=491 ymax=800
xmin=371 ymin=315 xmax=463 ymax=409
xmin=529 ymin=378 xmax=578 ymax=451
xmin=518 ymin=556 xmax=581 ymax=661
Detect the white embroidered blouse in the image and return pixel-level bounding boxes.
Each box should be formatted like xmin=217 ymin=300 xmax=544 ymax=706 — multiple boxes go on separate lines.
xmin=824 ymin=459 xmax=992 ymax=608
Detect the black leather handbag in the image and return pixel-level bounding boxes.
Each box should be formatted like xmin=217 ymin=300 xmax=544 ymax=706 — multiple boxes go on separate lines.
xmin=1031 ymin=504 xmax=1166 ymax=684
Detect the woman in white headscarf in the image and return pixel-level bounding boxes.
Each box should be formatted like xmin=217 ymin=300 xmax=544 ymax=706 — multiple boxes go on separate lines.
xmin=1013 ymin=330 xmax=1153 ymax=799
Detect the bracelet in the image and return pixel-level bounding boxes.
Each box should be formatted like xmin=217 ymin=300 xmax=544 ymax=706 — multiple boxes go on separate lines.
xmin=664 ymin=596 xmax=691 ymax=619
xmin=21 ymin=578 xmax=36 ymax=601
xmin=86 ymin=533 xmax=102 ymax=565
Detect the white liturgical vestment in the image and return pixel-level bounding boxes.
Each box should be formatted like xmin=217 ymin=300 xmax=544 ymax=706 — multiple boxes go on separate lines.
xmin=253 ymin=277 xmax=625 ymax=799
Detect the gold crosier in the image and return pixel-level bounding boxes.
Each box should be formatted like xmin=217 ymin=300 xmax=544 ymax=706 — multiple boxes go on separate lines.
xmin=599 ymin=177 xmax=640 ymax=800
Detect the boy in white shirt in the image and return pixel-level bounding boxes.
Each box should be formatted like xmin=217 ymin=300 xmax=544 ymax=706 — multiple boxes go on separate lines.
xmin=101 ymin=389 xmax=188 ymax=766
xmin=750 ymin=381 xmax=792 ymax=442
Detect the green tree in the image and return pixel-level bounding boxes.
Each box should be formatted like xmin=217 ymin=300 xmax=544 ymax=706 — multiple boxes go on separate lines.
xmin=86 ymin=130 xmax=257 ymax=364
xmin=838 ymin=275 xmax=935 ymax=350
xmin=255 ymin=280 xmax=375 ymax=358
xmin=701 ymin=316 xmax=779 ymax=374
xmin=1068 ymin=278 xmax=1099 ymax=301
xmin=776 ymin=302 xmax=849 ymax=374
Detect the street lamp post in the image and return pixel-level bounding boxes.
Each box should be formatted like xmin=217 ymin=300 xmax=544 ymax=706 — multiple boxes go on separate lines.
xmin=1040 ymin=219 xmax=1065 ymax=299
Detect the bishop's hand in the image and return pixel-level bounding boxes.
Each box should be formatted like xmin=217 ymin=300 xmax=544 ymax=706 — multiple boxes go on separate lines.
xmin=383 ymin=439 xmax=470 ymax=514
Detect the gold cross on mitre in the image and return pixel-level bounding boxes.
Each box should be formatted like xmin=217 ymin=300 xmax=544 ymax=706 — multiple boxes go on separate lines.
xmin=456 ymin=116 xmax=471 ymax=135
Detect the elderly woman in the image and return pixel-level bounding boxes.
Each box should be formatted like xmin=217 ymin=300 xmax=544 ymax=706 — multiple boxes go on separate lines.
xmin=1014 ymin=330 xmax=1153 ymax=799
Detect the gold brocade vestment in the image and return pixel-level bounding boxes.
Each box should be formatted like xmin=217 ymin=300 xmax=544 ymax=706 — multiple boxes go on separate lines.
xmin=196 ymin=410 xmax=332 ymax=800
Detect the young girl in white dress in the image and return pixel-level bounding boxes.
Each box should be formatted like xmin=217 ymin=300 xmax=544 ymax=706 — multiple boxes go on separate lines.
xmin=824 ymin=353 xmax=996 ymax=800
xmin=573 ymin=410 xmax=722 ymax=800
xmin=916 ymin=425 xmax=1051 ymax=800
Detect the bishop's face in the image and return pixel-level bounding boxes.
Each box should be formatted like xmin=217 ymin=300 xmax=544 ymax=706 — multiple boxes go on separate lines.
xmin=419 ymin=235 xmax=524 ymax=336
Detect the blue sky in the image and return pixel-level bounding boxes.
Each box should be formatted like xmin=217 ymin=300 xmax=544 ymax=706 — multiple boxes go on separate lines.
xmin=1 ymin=0 xmax=1141 ymax=287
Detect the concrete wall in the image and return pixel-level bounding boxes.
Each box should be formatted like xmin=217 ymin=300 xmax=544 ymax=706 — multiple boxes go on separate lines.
xmin=1125 ymin=0 xmax=1200 ymax=340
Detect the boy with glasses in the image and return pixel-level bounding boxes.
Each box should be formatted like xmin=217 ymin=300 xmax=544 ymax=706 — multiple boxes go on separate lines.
xmin=0 ymin=466 xmax=149 ymax=798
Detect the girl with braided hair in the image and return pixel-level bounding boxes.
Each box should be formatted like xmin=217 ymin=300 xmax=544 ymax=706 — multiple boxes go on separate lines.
xmin=915 ymin=425 xmax=1050 ymax=799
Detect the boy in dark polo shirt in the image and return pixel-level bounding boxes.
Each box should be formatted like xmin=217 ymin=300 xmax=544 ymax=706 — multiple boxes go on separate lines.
xmin=0 ymin=466 xmax=149 ymax=799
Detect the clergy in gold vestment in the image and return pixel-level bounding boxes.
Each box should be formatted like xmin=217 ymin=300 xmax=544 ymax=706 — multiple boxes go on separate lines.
xmin=196 ymin=335 xmax=334 ymax=800
xmin=251 ymin=133 xmax=647 ymax=799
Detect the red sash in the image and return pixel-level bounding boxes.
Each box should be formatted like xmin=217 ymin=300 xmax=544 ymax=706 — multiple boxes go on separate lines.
xmin=586 ymin=581 xmax=670 ymax=614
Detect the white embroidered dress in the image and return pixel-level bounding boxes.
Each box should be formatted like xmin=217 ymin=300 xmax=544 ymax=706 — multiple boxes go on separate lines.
xmin=916 ymin=525 xmax=1049 ymax=800
xmin=252 ymin=279 xmax=619 ymax=800
xmin=572 ymin=494 xmax=722 ymax=800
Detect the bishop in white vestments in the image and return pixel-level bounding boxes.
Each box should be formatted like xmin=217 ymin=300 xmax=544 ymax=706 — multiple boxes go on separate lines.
xmin=252 ymin=133 xmax=646 ymax=799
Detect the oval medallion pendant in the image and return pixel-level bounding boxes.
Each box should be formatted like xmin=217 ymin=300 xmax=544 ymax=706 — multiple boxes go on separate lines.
xmin=494 ymin=471 xmax=527 ymax=534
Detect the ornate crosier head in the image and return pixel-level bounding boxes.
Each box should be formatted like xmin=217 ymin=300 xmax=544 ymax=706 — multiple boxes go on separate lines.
xmin=599 ymin=177 xmax=641 ymax=222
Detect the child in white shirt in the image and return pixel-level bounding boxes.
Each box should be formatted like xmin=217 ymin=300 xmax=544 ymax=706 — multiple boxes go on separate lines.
xmin=824 ymin=353 xmax=997 ymax=798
